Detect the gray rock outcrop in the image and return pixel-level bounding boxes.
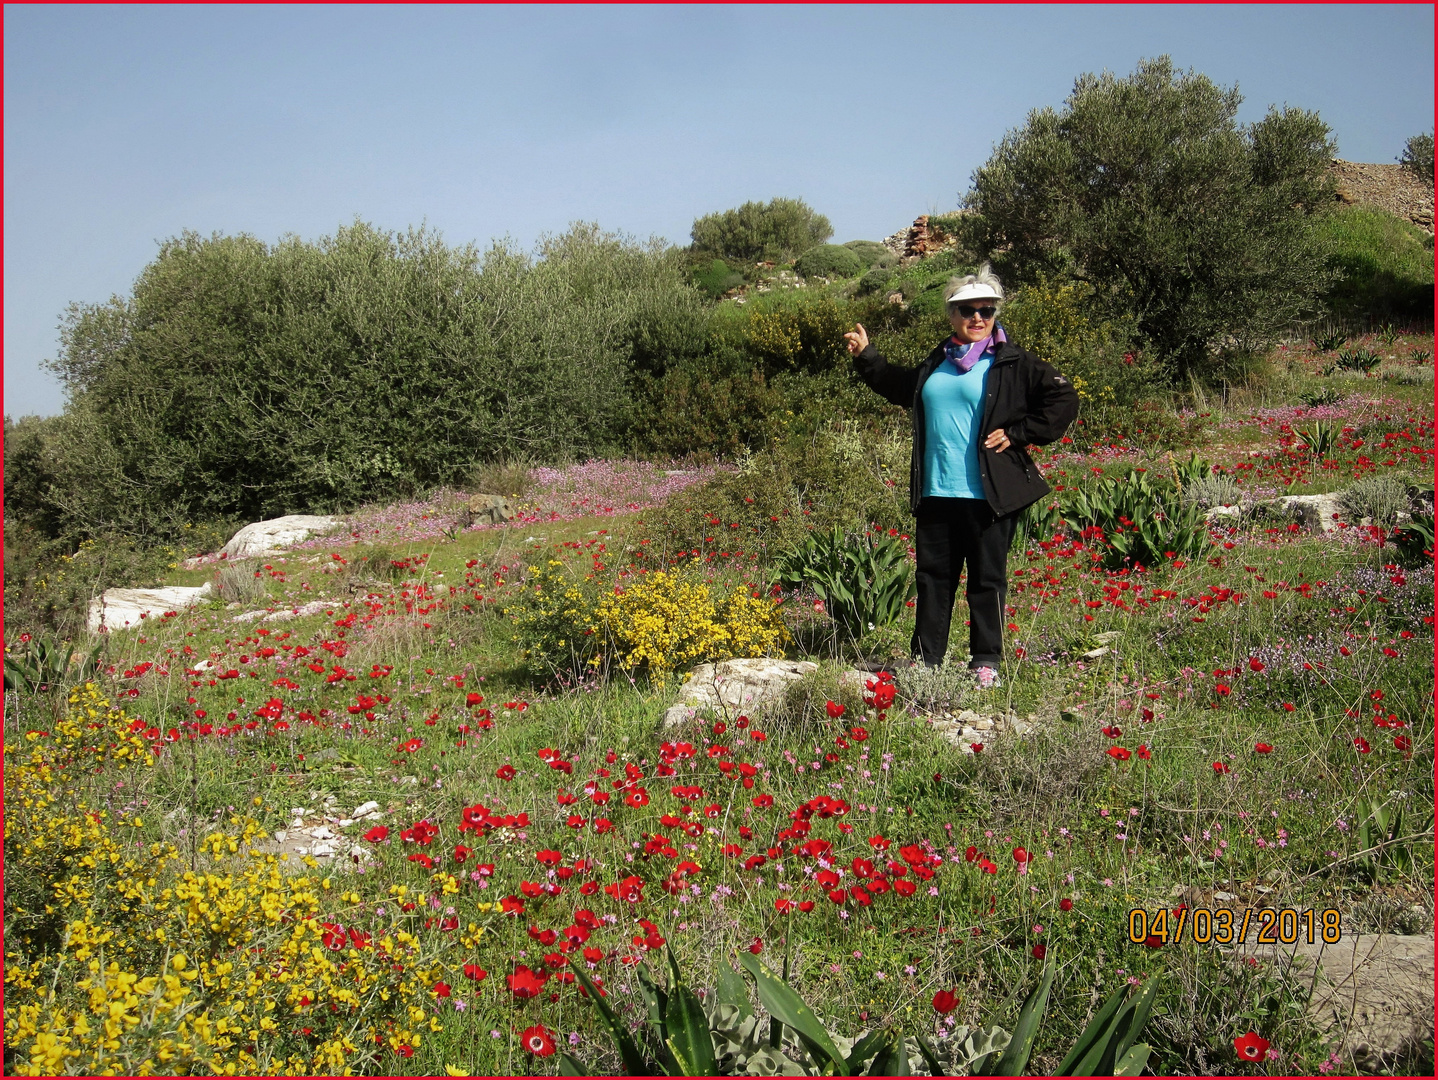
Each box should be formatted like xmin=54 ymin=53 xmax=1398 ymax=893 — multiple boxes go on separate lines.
xmin=462 ymin=494 xmax=515 ymax=527
xmin=662 ymin=658 xmax=817 ymax=728
xmin=89 ymin=583 xmax=213 ymax=633
xmin=221 ymin=515 xmax=340 ymax=559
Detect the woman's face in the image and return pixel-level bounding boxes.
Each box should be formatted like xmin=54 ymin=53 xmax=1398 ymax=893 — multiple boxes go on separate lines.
xmin=948 ymin=300 xmax=998 ymax=343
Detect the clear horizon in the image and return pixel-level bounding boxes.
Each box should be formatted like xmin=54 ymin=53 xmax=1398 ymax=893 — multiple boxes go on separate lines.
xmin=5 ymin=3 xmax=1434 ymax=418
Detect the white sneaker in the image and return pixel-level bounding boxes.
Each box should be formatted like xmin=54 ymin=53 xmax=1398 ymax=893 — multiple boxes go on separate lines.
xmin=973 ymin=666 xmax=1001 ymax=689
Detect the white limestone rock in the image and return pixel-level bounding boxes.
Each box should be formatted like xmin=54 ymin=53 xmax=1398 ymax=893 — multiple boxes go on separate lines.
xmin=220 ymin=515 xmax=340 ymax=560
xmin=88 ymin=583 xmax=213 ymax=633
xmin=1276 ymin=493 xmax=1343 ymax=533
xmin=662 ymin=658 xmax=818 ymax=729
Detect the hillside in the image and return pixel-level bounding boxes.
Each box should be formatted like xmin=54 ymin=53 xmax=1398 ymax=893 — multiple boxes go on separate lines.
xmin=1328 ymin=159 xmax=1433 ymax=237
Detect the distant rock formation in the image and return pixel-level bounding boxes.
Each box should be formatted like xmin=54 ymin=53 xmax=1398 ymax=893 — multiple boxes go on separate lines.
xmin=1329 ymin=159 xmax=1433 ymax=237
xmin=882 ymin=214 xmax=965 ymax=263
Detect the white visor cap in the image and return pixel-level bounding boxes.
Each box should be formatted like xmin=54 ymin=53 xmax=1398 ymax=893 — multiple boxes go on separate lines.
xmin=946 ymin=282 xmax=1002 ymax=305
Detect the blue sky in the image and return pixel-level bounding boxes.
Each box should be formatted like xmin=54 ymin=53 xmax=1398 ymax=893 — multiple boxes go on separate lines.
xmin=5 ymin=3 xmax=1434 ymax=417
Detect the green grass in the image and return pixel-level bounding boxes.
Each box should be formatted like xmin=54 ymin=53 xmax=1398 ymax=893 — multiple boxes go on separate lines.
xmin=5 ymin=345 xmax=1433 ymax=1077
xmin=1316 ymin=204 xmax=1434 ymax=325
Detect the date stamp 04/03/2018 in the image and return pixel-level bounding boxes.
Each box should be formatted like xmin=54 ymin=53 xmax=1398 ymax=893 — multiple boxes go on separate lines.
xmin=1126 ymin=907 xmax=1343 ymax=946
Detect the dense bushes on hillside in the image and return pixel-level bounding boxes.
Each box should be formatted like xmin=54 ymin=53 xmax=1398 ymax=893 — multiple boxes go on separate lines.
xmin=959 ymin=56 xmax=1337 ymax=377
xmin=689 ymin=197 xmax=833 ymax=264
xmin=26 ymin=222 xmax=698 ymax=541
xmin=793 ymin=243 xmax=865 ymax=280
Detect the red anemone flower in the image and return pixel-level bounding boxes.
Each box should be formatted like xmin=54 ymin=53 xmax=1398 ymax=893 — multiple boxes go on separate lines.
xmin=932 ymin=989 xmax=958 ymax=1014
xmin=521 ymin=1025 xmax=557 ymax=1057
xmin=507 ymin=965 xmax=548 ymax=999
xmin=1233 ymin=1032 xmax=1270 ymax=1062
xmin=1254 ymin=743 xmax=1273 ymax=754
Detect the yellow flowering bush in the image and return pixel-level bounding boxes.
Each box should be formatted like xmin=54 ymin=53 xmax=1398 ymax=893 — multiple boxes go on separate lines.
xmin=594 ymin=569 xmax=788 ymax=679
xmin=507 ymin=559 xmax=789 ymax=681
xmin=3 ymin=685 xmax=448 ymax=1076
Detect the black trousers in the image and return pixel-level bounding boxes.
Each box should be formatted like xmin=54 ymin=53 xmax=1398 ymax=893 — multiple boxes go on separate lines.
xmin=912 ymin=497 xmax=1017 ymax=668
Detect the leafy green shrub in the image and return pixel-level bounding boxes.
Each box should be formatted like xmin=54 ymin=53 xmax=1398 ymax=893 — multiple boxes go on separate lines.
xmin=1392 ymin=510 xmax=1434 ymax=565
xmin=793 ymin=244 xmax=865 ymax=280
xmin=1061 ymin=469 xmax=1212 ymax=570
xmin=4 ymin=532 xmax=199 ymax=638
xmin=1337 ymin=476 xmax=1410 ymax=524
xmin=690 ymin=197 xmax=833 ymax=264
xmin=1311 ymin=330 xmax=1348 ymax=352
xmin=999 ymin=275 xmax=1157 ymax=409
xmin=642 ymin=421 xmax=910 ymax=563
xmin=855 ymin=267 xmax=895 ymax=295
xmin=841 ymin=240 xmax=897 ymax=269
xmin=738 ymin=291 xmax=853 ymax=373
xmin=962 ymin=56 xmax=1336 ymax=377
xmin=1335 ymin=346 xmax=1381 ymax=373
xmin=631 ymin=360 xmax=785 ymax=460
xmin=691 ymin=258 xmax=745 ymax=299
xmin=1298 ymin=385 xmax=1343 ymax=407
xmin=1399 ymin=132 xmax=1434 ymax=185
xmin=771 ymin=524 xmax=913 ymax=641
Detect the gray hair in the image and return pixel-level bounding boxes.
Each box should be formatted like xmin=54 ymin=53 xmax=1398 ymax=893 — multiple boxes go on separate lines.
xmin=945 ymin=263 xmax=1005 ymax=309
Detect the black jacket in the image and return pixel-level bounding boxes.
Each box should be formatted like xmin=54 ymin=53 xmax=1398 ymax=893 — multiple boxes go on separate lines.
xmin=853 ymin=337 xmax=1079 ymax=517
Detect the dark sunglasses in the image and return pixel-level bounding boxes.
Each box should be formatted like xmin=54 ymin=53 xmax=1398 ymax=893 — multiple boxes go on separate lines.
xmin=952 ymin=304 xmax=997 ymax=319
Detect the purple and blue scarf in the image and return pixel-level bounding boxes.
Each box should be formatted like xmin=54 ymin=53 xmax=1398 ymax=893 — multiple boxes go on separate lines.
xmin=942 ymin=325 xmax=1007 ymax=373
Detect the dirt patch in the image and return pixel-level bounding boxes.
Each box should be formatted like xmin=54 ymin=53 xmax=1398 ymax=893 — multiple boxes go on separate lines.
xmin=1329 ymin=159 xmax=1433 ymax=235
xmin=1231 ymin=931 xmax=1434 ymax=1072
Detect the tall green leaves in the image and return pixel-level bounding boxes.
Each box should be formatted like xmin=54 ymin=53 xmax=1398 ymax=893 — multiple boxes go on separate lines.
xmin=737 ymin=952 xmax=848 ymax=1075
xmin=772 ymin=525 xmax=914 ymax=640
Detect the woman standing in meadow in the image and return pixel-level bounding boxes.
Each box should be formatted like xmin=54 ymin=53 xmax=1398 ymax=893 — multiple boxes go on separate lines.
xmin=845 ymin=264 xmax=1078 ymax=685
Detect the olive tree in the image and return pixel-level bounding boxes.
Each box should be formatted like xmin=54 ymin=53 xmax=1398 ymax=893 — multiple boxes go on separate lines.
xmin=689 ymin=197 xmax=833 ymax=265
xmin=40 ymin=221 xmax=695 ymax=541
xmin=959 ymin=57 xmax=1336 ymax=378
xmin=1399 ymin=132 xmax=1433 ymax=185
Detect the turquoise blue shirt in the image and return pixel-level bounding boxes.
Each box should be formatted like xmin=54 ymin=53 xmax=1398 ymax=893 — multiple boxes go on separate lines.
xmin=921 ymin=346 xmax=992 ymax=498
